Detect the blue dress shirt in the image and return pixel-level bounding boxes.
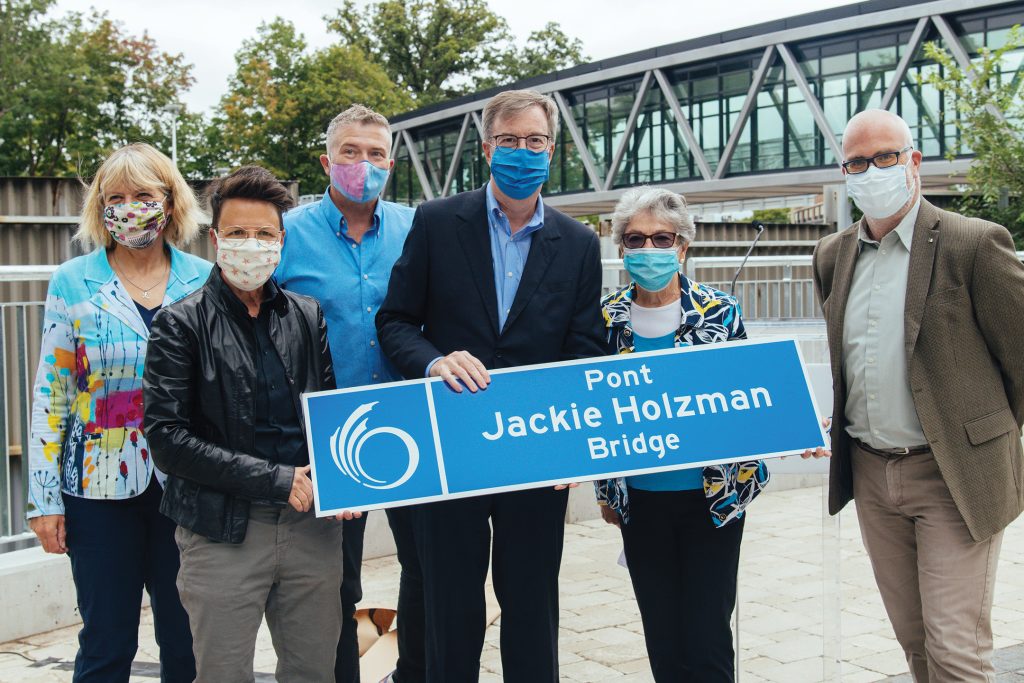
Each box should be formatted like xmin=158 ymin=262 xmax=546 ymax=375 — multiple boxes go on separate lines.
xmin=425 ymin=184 xmax=545 ymax=377
xmin=277 ymin=188 xmax=415 ymax=388
xmin=486 ymin=183 xmax=545 ymax=331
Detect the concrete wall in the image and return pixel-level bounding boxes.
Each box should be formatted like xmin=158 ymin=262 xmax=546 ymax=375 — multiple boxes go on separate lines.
xmin=0 ymin=547 xmax=78 ymax=643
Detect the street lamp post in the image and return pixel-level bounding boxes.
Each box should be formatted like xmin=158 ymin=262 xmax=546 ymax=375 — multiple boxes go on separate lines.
xmin=160 ymin=103 xmax=183 ymax=165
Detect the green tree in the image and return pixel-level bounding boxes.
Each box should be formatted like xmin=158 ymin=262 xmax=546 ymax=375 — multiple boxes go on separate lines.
xmin=0 ymin=4 xmax=194 ymax=177
xmin=751 ymin=207 xmax=792 ymax=223
xmin=921 ymin=26 xmax=1024 ymax=237
xmin=0 ymin=0 xmax=55 ymax=126
xmin=327 ymin=0 xmax=586 ymax=105
xmin=215 ymin=19 xmax=412 ymax=193
xmin=149 ymin=110 xmax=223 ymax=180
xmin=487 ymin=22 xmax=586 ymax=87
xmin=216 ymin=19 xmax=310 ymax=181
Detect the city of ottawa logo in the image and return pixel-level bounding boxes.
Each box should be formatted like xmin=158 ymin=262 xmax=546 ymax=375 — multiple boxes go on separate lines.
xmin=330 ymin=401 xmax=420 ymax=489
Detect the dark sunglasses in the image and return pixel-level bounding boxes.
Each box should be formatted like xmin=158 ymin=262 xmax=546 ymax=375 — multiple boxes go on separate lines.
xmin=622 ymin=232 xmax=678 ymax=249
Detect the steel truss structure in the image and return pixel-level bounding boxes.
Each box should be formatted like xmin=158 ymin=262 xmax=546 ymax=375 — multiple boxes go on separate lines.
xmin=383 ymin=0 xmax=1022 ymax=217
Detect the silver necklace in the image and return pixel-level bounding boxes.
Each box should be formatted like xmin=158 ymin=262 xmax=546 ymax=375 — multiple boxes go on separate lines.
xmin=113 ymin=252 xmax=169 ymax=300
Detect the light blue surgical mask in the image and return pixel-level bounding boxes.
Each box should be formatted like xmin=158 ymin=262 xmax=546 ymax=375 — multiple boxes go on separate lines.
xmin=623 ymin=248 xmax=681 ymax=292
xmin=489 ymin=147 xmax=550 ymax=200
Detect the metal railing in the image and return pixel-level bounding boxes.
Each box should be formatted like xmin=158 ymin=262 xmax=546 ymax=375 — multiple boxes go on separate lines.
xmin=606 ymin=250 xmax=1024 ymax=319
xmin=603 ymin=254 xmax=820 ymax=320
xmin=3 ymin=252 xmax=1022 ymax=552
xmin=1 ymin=301 xmax=43 ymax=551
xmin=790 ymin=203 xmax=825 ymax=224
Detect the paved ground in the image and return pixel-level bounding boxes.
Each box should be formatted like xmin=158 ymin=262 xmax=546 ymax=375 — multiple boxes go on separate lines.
xmin=3 ymin=483 xmax=1023 ymax=682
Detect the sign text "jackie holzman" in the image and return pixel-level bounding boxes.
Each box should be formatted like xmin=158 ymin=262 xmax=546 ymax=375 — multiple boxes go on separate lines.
xmin=481 ymin=364 xmax=774 ymax=461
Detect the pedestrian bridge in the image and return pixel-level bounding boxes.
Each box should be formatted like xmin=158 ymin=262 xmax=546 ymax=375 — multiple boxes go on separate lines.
xmin=382 ymin=0 xmax=1021 ymax=223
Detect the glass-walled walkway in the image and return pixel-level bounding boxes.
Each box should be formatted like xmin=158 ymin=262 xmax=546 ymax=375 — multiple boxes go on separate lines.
xmin=383 ymin=0 xmax=1023 ymax=216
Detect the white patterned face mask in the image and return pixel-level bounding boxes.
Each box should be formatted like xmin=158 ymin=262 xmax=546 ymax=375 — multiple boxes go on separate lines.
xmin=103 ymin=201 xmax=167 ymax=249
xmin=216 ymin=237 xmax=281 ymax=291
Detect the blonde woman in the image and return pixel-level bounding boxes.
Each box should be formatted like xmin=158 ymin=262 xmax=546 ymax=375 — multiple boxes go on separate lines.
xmin=26 ymin=143 xmax=211 ymax=682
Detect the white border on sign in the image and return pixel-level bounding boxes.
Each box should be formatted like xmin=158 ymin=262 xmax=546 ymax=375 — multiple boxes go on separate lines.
xmin=423 ymin=383 xmax=450 ymax=495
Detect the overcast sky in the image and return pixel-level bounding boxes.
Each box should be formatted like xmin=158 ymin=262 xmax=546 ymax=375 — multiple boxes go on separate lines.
xmin=54 ymin=0 xmax=860 ymax=113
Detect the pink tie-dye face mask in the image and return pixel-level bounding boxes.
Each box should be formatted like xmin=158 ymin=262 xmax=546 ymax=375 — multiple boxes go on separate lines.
xmin=330 ymin=161 xmax=390 ymax=203
xmin=103 ymin=201 xmax=167 ymax=249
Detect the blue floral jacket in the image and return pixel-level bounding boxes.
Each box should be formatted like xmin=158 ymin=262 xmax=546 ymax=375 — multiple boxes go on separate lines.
xmin=593 ymin=277 xmax=770 ymax=527
xmin=27 ymin=247 xmax=212 ymax=517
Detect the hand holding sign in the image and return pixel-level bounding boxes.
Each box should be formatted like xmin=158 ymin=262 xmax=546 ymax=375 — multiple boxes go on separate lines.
xmin=801 ymin=418 xmax=832 ymax=459
xmin=430 ymin=350 xmax=490 ymax=393
xmin=289 ymin=465 xmax=314 ymax=512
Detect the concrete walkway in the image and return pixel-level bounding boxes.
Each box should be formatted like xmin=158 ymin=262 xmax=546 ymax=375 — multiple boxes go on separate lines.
xmin=2 ymin=483 xmax=1023 ymax=682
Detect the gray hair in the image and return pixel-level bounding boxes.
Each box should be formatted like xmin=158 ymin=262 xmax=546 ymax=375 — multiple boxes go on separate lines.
xmin=482 ymin=89 xmax=559 ymax=140
xmin=326 ymin=104 xmax=392 ymax=154
xmin=611 ymin=187 xmax=696 ymax=246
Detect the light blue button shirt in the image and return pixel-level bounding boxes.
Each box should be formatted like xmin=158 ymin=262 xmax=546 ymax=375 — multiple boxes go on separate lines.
xmin=486 ymin=183 xmax=545 ymax=331
xmin=277 ymin=188 xmax=414 ymax=388
xmin=425 ymin=185 xmax=545 ymax=377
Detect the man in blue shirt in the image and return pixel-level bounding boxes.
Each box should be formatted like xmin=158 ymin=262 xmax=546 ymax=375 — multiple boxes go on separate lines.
xmin=276 ymin=104 xmax=420 ymax=683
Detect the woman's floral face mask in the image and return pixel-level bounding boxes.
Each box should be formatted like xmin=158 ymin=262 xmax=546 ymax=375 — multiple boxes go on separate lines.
xmin=103 ymin=201 xmax=167 ymax=249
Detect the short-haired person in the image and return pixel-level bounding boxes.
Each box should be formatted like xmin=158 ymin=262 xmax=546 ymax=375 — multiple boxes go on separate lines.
xmin=377 ymin=89 xmax=605 ymax=682
xmin=27 ymin=142 xmax=208 ymax=682
xmin=143 ymin=166 xmax=342 ymax=682
xmin=276 ymin=103 xmax=423 ymax=683
xmin=594 ymin=187 xmax=768 ymax=682
xmin=807 ymin=108 xmax=1024 ymax=681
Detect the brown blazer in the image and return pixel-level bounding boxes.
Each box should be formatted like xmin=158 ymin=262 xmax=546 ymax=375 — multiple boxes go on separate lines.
xmin=813 ymin=199 xmax=1024 ymax=541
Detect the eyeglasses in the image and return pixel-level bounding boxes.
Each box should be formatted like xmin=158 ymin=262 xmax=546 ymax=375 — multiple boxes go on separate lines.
xmin=489 ymin=134 xmax=553 ymax=152
xmin=218 ymin=226 xmax=282 ymax=245
xmin=842 ymin=146 xmax=912 ymax=174
xmin=622 ymin=232 xmax=678 ymax=249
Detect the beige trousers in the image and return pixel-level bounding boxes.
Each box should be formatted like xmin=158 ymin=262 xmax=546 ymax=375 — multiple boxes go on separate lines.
xmin=175 ymin=504 xmax=344 ymax=683
xmin=852 ymin=443 xmax=1002 ymax=683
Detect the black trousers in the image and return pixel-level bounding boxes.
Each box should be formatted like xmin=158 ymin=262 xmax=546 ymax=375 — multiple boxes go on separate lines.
xmin=335 ymin=508 xmax=427 ymax=683
xmin=418 ymin=487 xmax=569 ymax=683
xmin=335 ymin=514 xmax=367 ymax=683
xmin=387 ymin=505 xmax=427 ymax=683
xmin=619 ymin=488 xmax=745 ymax=683
xmin=63 ymin=477 xmax=194 ymax=683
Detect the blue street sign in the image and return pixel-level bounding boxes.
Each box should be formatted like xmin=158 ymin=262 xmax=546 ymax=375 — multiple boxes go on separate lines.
xmin=302 ymin=338 xmax=827 ymax=516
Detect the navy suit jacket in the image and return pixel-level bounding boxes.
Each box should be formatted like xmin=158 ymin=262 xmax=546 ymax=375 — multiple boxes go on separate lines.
xmin=376 ymin=186 xmax=605 ymax=378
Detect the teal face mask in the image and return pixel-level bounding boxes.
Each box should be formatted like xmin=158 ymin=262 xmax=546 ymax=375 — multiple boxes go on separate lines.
xmin=623 ymin=248 xmax=680 ymax=292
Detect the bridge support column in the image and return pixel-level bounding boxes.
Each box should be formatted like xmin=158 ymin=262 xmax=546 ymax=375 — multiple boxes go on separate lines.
xmin=823 ymin=183 xmax=852 ymax=232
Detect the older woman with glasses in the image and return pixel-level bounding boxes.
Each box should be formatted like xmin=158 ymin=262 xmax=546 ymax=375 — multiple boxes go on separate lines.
xmin=594 ymin=186 xmax=769 ymax=683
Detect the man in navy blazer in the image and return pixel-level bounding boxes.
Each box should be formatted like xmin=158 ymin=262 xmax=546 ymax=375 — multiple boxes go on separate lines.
xmin=377 ymin=89 xmax=605 ymax=682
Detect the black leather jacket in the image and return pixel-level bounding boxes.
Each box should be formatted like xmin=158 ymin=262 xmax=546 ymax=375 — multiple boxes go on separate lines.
xmin=143 ymin=267 xmax=334 ymax=543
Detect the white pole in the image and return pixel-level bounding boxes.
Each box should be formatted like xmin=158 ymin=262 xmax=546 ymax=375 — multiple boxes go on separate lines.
xmin=170 ymin=115 xmax=178 ymax=166
xmin=161 ymin=103 xmax=182 ymax=166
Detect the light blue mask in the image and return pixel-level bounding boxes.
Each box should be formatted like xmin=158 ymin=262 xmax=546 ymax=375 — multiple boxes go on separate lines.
xmin=489 ymin=147 xmax=550 ymax=199
xmin=623 ymin=248 xmax=681 ymax=292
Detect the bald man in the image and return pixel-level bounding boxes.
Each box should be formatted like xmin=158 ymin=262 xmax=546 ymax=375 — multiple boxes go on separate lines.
xmin=809 ymin=109 xmax=1024 ymax=681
